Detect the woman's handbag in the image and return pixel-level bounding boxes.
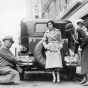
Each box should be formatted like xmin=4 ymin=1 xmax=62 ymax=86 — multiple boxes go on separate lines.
xmin=80 ymin=36 xmax=88 ymax=49
xmin=65 ymin=54 xmax=80 ymax=66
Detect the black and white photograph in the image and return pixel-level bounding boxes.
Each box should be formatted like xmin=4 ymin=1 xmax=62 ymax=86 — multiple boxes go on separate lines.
xmin=0 ymin=0 xmax=88 ymax=88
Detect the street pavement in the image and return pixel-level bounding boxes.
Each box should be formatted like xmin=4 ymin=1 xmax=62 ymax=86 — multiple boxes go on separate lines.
xmin=0 ymin=67 xmax=87 ymax=88
xmin=0 ymin=80 xmax=87 ymax=88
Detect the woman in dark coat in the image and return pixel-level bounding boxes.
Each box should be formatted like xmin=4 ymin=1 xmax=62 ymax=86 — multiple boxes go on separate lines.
xmin=65 ymin=23 xmax=88 ymax=86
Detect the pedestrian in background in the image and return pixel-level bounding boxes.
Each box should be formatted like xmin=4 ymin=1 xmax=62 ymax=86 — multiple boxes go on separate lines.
xmin=42 ymin=20 xmax=63 ymax=83
xmin=65 ymin=23 xmax=88 ymax=86
xmin=0 ymin=36 xmax=23 ymax=84
xmin=76 ymin=19 xmax=87 ymax=32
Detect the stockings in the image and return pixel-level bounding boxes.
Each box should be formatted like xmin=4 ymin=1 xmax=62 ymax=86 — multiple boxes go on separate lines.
xmin=52 ymin=71 xmax=56 ymax=81
xmin=52 ymin=71 xmax=60 ymax=82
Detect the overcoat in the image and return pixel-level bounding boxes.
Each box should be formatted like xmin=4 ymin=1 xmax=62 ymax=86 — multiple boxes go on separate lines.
xmin=74 ymin=28 xmax=88 ymax=74
xmin=42 ymin=28 xmax=63 ymax=69
xmin=0 ymin=45 xmax=20 ymax=83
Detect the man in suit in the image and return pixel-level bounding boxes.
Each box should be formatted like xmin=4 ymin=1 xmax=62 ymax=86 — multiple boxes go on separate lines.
xmin=0 ymin=36 xmax=22 ymax=84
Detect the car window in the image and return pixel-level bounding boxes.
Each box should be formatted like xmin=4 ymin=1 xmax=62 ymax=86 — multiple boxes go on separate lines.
xmin=35 ymin=23 xmax=47 ymax=32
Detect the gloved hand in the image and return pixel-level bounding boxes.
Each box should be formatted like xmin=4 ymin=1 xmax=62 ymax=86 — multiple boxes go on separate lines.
xmin=44 ymin=45 xmax=50 ymax=50
xmin=69 ymin=49 xmax=75 ymax=56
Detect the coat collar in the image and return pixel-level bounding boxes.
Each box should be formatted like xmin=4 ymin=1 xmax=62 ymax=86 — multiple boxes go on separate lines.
xmin=46 ymin=28 xmax=59 ymax=33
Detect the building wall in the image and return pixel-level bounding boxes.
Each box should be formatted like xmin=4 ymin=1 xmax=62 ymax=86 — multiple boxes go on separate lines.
xmin=42 ymin=0 xmax=78 ymax=19
xmin=27 ymin=0 xmax=42 ymax=19
xmin=26 ymin=0 xmax=33 ymax=18
xmin=42 ymin=0 xmax=88 ymax=27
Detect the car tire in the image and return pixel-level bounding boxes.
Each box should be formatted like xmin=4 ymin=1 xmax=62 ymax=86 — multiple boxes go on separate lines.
xmin=66 ymin=66 xmax=76 ymax=80
xmin=34 ymin=40 xmax=46 ymax=70
xmin=20 ymin=70 xmax=25 ymax=80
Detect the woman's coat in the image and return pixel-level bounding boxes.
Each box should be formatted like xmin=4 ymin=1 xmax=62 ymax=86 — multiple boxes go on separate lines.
xmin=42 ymin=28 xmax=63 ymax=69
xmin=74 ymin=28 xmax=88 ymax=74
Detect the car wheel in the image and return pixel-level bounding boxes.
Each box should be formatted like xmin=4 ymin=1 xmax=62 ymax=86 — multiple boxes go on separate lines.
xmin=66 ymin=66 xmax=76 ymax=80
xmin=34 ymin=40 xmax=46 ymax=70
xmin=20 ymin=70 xmax=25 ymax=80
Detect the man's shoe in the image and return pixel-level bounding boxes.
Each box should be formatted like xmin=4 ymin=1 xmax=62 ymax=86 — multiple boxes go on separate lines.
xmin=83 ymin=81 xmax=88 ymax=86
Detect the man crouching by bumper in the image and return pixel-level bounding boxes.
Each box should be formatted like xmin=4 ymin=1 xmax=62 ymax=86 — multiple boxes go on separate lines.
xmin=0 ymin=36 xmax=23 ymax=84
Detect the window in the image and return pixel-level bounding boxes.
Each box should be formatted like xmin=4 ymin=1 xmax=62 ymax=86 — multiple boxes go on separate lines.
xmin=35 ymin=23 xmax=47 ymax=32
xmin=35 ymin=15 xmax=39 ymax=19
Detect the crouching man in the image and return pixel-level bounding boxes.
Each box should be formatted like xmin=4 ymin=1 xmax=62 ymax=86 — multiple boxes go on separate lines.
xmin=0 ymin=36 xmax=22 ymax=84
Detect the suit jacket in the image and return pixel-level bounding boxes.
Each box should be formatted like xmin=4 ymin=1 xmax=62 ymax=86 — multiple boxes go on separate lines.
xmin=0 ymin=45 xmax=17 ymax=67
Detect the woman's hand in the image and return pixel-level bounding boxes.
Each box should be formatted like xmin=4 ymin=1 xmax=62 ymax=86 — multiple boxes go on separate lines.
xmin=69 ymin=49 xmax=75 ymax=56
xmin=45 ymin=45 xmax=50 ymax=50
xmin=58 ymin=47 xmax=62 ymax=50
xmin=58 ymin=43 xmax=63 ymax=50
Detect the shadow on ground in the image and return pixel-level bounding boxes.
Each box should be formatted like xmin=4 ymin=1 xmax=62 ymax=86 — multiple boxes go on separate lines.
xmin=22 ymin=71 xmax=74 ymax=82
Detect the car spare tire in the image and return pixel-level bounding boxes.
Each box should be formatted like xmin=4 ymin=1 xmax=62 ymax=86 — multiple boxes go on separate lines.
xmin=34 ymin=40 xmax=46 ymax=70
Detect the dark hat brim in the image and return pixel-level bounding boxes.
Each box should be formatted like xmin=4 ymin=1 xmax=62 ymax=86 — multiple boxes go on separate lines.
xmin=65 ymin=28 xmax=74 ymax=32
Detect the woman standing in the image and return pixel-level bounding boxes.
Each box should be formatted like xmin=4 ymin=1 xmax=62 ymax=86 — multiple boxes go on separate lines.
xmin=42 ymin=20 xmax=63 ymax=83
xmin=65 ymin=23 xmax=88 ymax=86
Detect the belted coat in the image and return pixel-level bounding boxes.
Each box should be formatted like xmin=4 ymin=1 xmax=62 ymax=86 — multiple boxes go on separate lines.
xmin=42 ymin=28 xmax=63 ymax=69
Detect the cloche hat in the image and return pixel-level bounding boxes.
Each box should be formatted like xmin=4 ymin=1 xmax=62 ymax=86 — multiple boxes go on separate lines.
xmin=77 ymin=19 xmax=84 ymax=25
xmin=65 ymin=23 xmax=74 ymax=32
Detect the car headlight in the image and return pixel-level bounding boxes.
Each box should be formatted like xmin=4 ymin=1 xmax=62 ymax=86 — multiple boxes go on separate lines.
xmin=20 ymin=45 xmax=27 ymax=52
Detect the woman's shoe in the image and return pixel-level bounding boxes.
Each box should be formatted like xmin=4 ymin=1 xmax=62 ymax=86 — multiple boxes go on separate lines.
xmin=57 ymin=80 xmax=60 ymax=84
xmin=83 ymin=81 xmax=88 ymax=86
xmin=53 ymin=79 xmax=56 ymax=83
xmin=78 ymin=80 xmax=87 ymax=84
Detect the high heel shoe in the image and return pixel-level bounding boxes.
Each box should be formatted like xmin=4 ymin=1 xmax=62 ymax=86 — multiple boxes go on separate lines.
xmin=83 ymin=81 xmax=88 ymax=86
xmin=53 ymin=79 xmax=56 ymax=83
xmin=57 ymin=80 xmax=60 ymax=84
xmin=78 ymin=80 xmax=87 ymax=84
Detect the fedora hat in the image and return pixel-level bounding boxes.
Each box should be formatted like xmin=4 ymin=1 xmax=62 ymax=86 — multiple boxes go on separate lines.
xmin=3 ymin=36 xmax=14 ymax=44
xmin=65 ymin=23 xmax=74 ymax=32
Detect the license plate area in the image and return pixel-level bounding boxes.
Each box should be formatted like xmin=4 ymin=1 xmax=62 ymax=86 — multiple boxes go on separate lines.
xmin=17 ymin=56 xmax=32 ymax=62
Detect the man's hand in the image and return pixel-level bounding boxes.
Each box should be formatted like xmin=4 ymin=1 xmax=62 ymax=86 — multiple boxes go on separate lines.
xmin=16 ymin=57 xmax=27 ymax=63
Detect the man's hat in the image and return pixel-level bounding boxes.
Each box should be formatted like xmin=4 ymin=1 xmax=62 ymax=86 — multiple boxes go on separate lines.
xmin=65 ymin=23 xmax=74 ymax=32
xmin=2 ymin=36 xmax=14 ymax=44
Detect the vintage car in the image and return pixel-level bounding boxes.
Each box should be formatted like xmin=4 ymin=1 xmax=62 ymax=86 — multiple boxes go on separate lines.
xmin=17 ymin=19 xmax=77 ymax=80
